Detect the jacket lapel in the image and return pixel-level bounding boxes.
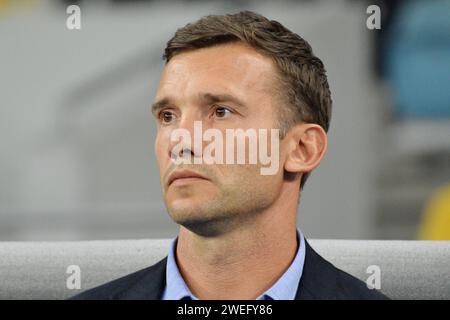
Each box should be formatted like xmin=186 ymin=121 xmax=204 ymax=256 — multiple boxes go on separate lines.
xmin=117 ymin=257 xmax=167 ymax=300
xmin=295 ymin=239 xmax=338 ymax=300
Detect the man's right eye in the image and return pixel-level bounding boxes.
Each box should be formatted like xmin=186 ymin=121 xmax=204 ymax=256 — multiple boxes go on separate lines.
xmin=159 ymin=111 xmax=175 ymax=123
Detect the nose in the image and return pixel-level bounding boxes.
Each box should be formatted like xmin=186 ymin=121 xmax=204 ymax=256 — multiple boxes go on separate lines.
xmin=167 ymin=112 xmax=203 ymax=163
xmin=170 ymin=147 xmax=195 ymax=162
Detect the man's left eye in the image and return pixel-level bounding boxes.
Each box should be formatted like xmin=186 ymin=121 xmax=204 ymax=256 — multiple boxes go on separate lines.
xmin=214 ymin=106 xmax=232 ymax=118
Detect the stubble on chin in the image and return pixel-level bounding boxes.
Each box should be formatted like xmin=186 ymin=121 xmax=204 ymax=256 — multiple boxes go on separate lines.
xmin=165 ymin=181 xmax=275 ymax=237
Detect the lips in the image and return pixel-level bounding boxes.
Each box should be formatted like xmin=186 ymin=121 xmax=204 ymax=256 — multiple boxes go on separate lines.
xmin=167 ymin=169 xmax=209 ymax=186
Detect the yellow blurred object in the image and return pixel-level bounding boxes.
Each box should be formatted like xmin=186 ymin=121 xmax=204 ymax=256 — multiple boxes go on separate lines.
xmin=0 ymin=0 xmax=36 ymax=13
xmin=0 ymin=0 xmax=8 ymax=12
xmin=418 ymin=184 xmax=450 ymax=240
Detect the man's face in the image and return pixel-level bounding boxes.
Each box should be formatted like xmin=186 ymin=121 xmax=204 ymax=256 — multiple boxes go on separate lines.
xmin=153 ymin=42 xmax=287 ymax=236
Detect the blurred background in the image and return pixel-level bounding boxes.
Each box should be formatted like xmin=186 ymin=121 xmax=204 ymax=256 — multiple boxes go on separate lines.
xmin=0 ymin=0 xmax=449 ymax=241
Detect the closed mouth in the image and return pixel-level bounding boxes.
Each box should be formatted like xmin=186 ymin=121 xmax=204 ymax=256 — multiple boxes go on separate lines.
xmin=167 ymin=170 xmax=208 ymax=186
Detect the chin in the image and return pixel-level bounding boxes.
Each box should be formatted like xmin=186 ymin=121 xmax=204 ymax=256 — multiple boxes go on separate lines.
xmin=168 ymin=199 xmax=200 ymax=216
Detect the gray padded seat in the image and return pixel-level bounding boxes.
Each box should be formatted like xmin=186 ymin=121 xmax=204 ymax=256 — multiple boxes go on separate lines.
xmin=0 ymin=239 xmax=449 ymax=299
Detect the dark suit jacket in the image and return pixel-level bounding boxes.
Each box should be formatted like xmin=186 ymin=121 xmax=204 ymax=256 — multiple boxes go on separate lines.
xmin=70 ymin=239 xmax=388 ymax=300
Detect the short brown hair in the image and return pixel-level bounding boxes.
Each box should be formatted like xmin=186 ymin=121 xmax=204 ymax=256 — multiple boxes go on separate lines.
xmin=163 ymin=11 xmax=332 ymax=189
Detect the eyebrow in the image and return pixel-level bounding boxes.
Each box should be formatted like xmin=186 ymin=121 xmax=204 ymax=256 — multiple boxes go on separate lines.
xmin=151 ymin=98 xmax=172 ymax=117
xmin=201 ymin=93 xmax=247 ymax=109
xmin=151 ymin=92 xmax=247 ymax=116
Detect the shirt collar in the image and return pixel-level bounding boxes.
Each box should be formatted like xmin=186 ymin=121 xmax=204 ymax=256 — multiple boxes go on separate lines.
xmin=162 ymin=237 xmax=195 ymax=300
xmin=162 ymin=230 xmax=306 ymax=300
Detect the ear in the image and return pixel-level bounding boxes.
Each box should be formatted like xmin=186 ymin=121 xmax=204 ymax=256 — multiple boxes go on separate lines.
xmin=284 ymin=123 xmax=327 ymax=175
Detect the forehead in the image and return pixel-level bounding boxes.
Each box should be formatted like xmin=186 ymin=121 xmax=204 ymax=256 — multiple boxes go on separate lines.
xmin=156 ymin=42 xmax=278 ymax=101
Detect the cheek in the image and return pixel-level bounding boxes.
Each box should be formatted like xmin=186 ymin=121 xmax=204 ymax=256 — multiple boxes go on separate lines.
xmin=218 ymin=165 xmax=282 ymax=208
xmin=155 ymin=131 xmax=169 ymax=170
xmin=220 ymin=163 xmax=279 ymax=187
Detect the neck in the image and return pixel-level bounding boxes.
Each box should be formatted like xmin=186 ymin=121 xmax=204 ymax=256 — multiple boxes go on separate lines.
xmin=175 ymin=182 xmax=300 ymax=300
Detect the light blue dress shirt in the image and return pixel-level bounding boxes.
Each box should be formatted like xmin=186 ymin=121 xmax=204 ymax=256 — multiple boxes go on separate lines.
xmin=162 ymin=230 xmax=306 ymax=300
